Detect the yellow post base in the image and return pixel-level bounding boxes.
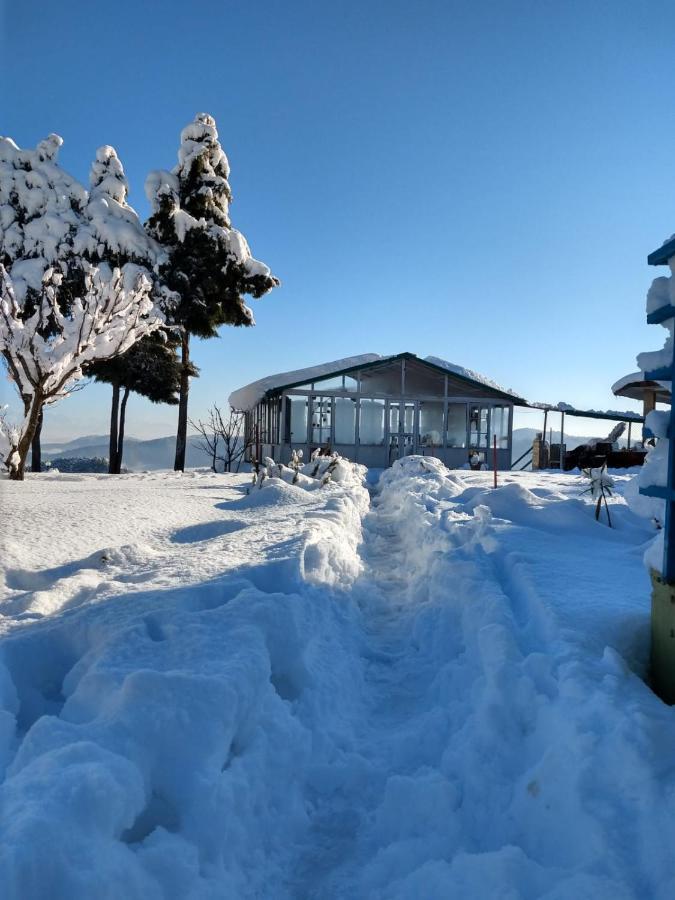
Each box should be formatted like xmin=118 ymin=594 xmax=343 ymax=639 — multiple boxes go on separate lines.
xmin=650 ymin=569 xmax=675 ymax=705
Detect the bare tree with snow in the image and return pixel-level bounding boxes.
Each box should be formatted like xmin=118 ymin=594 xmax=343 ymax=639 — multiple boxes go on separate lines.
xmin=190 ymin=404 xmax=250 ymax=472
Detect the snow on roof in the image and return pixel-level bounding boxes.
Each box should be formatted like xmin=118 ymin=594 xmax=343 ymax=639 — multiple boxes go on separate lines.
xmin=229 ymin=352 xmax=522 ymax=410
xmin=423 ymin=355 xmax=522 ymax=400
xmin=611 ymin=371 xmax=646 ymax=396
xmin=527 ymin=398 xmax=643 ymax=420
xmin=611 ymin=370 xmax=671 ymax=405
xmin=229 ymin=354 xmax=385 ymax=410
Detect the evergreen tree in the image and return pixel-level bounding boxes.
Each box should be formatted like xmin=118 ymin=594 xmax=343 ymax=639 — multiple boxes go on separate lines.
xmin=91 ymin=331 xmax=191 ymax=473
xmin=145 ymin=113 xmax=279 ymax=471
xmin=84 ymin=145 xmax=177 ymax=472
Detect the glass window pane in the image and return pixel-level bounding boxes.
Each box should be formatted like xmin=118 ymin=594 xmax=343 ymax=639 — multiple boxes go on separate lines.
xmin=335 ymin=397 xmax=356 ymax=444
xmin=343 ymin=375 xmax=358 ymax=391
xmin=389 ymin=402 xmax=400 ymax=433
xmin=311 ymin=396 xmax=332 ymax=445
xmin=313 ymin=374 xmax=344 ymax=389
xmin=492 ymin=405 xmax=510 ymax=448
xmin=419 ymin=401 xmax=443 ymax=447
xmin=359 ymin=398 xmax=385 ymax=445
xmin=447 ymin=403 xmax=467 ymax=448
xmin=403 ymin=403 xmax=415 ymax=433
xmin=469 ymin=405 xmax=489 ymax=448
xmin=287 ymin=396 xmax=308 ymax=444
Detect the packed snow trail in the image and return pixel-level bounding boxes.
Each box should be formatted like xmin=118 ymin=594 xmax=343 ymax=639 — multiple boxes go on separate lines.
xmin=1 ymin=460 xmax=675 ymax=898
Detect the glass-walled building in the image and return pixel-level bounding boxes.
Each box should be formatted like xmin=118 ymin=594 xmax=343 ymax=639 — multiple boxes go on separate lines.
xmin=229 ymin=353 xmax=524 ymax=470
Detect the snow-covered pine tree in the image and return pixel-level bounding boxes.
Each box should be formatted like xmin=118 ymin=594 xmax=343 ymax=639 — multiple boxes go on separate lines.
xmin=83 ymin=145 xmax=180 ymax=473
xmin=0 ymin=136 xmax=164 ymax=480
xmin=145 ymin=113 xmax=279 ymax=471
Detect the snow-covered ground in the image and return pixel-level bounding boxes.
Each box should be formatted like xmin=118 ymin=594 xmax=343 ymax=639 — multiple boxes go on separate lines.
xmin=0 ymin=459 xmax=673 ymax=899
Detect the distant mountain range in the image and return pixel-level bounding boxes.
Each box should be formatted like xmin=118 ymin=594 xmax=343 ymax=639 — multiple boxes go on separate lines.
xmin=41 ymin=428 xmax=634 ymax=473
xmin=43 ymin=435 xmax=216 ymax=471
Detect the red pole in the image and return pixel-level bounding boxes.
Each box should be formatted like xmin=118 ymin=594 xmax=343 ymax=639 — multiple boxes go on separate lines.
xmin=493 ymin=434 xmax=498 ymax=488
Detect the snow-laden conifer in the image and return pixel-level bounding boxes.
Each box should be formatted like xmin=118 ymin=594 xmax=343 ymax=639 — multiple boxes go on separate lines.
xmin=0 ymin=135 xmax=164 ymax=480
xmin=83 ymin=144 xmax=180 ymax=473
xmin=145 ymin=113 xmax=279 ymax=471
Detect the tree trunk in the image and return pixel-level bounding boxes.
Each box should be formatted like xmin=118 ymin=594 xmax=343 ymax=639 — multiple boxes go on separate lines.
xmin=109 ymin=381 xmax=120 ymax=474
xmin=114 ymin=387 xmax=130 ymax=475
xmin=31 ymin=407 xmax=43 ymax=473
xmin=174 ymin=330 xmax=190 ymax=472
xmin=10 ymin=392 xmax=44 ymax=481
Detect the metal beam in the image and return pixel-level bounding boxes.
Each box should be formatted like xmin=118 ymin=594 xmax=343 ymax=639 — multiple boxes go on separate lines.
xmin=647 ymin=304 xmax=675 ymax=325
xmin=648 ymin=237 xmax=675 ymax=266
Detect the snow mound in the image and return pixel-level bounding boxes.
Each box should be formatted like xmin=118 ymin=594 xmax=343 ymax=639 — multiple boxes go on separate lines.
xmin=230 ymin=479 xmax=315 ymax=508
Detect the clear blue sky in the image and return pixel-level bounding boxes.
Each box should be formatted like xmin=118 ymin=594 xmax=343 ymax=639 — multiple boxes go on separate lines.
xmin=3 ymin=0 xmax=674 ymax=440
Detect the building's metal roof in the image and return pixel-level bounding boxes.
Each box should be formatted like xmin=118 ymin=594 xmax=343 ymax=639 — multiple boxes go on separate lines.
xmin=229 ymin=352 xmax=525 ymax=410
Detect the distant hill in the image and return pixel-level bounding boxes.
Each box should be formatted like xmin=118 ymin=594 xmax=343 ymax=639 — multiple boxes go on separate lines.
xmin=43 ymin=435 xmax=216 ymax=471
xmin=42 ymin=434 xmax=141 ymax=454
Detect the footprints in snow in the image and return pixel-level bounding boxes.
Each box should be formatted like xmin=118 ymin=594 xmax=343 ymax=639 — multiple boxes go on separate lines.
xmin=1 ymin=513 xmax=251 ymax=618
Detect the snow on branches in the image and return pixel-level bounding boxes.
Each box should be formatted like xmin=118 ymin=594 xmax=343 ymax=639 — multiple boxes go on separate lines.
xmin=0 ymin=133 xmax=165 ymax=479
xmin=145 ymin=112 xmax=279 ymax=327
xmin=580 ymin=465 xmax=614 ymax=527
xmin=0 ymin=263 xmax=162 ymax=477
xmin=144 ymin=112 xmax=279 ymax=473
xmin=250 ymin=450 xmax=359 ymax=493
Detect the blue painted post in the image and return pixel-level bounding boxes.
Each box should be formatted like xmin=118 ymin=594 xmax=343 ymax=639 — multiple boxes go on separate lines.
xmin=640 ymin=285 xmax=675 ymax=581
xmin=640 ymin=246 xmax=675 ymax=700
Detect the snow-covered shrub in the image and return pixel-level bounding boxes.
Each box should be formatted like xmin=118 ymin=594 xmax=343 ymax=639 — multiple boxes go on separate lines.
xmin=251 ymin=452 xmax=363 ymax=494
xmin=580 ymin=465 xmax=614 ymax=526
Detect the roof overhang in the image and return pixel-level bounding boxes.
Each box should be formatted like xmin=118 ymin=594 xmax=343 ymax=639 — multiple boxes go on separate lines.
xmin=612 ymin=370 xmax=670 ymax=404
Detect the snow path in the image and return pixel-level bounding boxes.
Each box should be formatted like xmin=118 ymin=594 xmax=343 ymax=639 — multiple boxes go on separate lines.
xmin=291 ymin=496 xmax=440 ymax=895
xmin=2 ymin=461 xmax=675 ymax=899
